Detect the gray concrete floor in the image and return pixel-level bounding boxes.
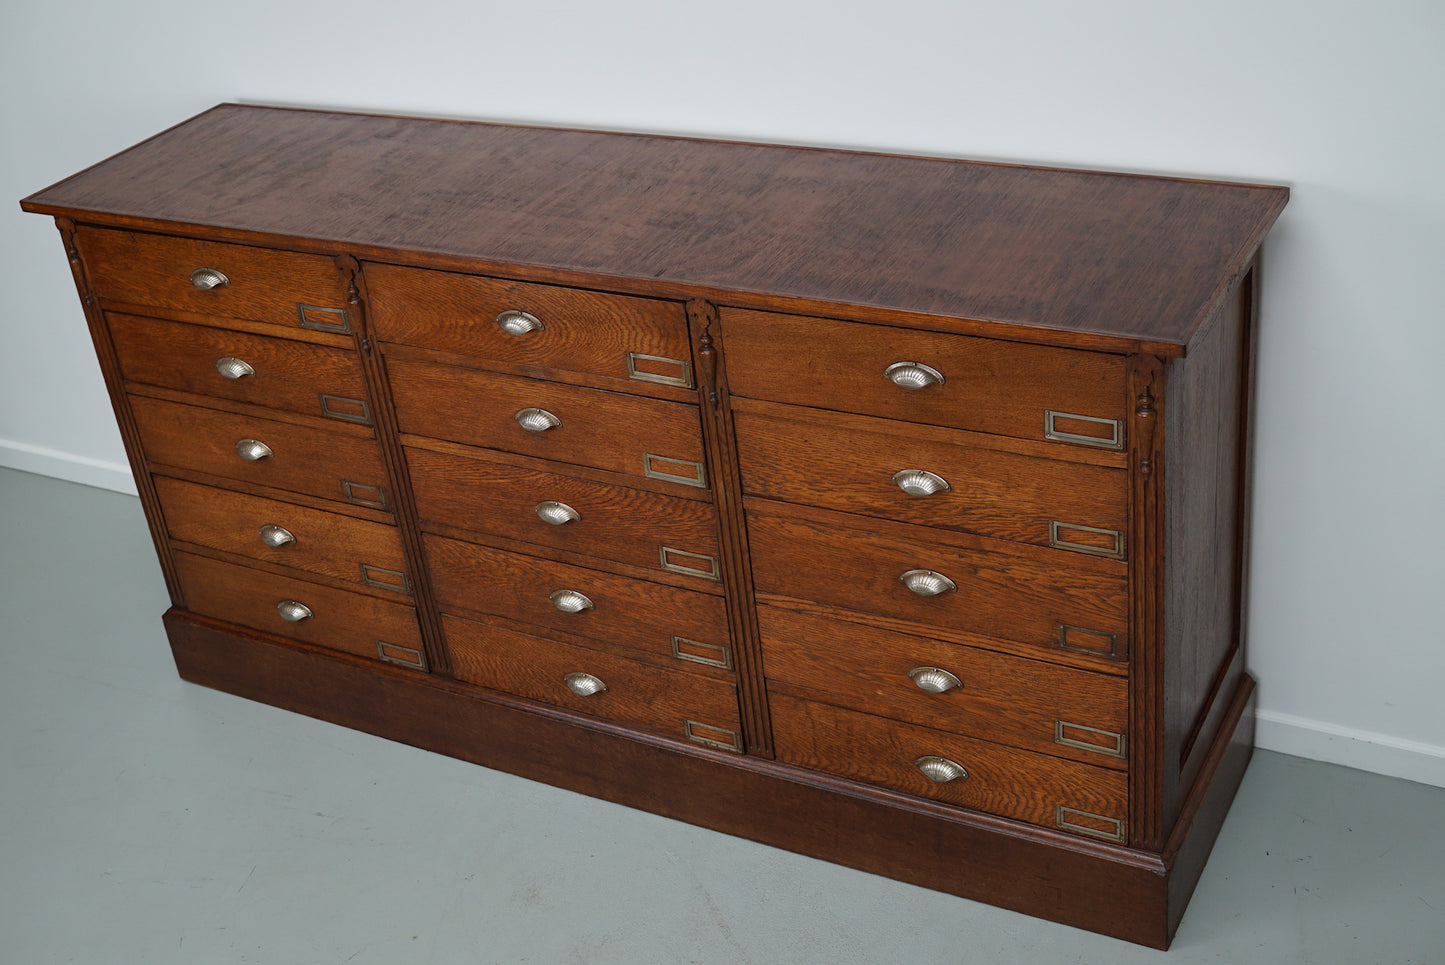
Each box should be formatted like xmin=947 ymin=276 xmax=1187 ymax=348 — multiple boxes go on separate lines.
xmin=1 ymin=465 xmax=1441 ymax=964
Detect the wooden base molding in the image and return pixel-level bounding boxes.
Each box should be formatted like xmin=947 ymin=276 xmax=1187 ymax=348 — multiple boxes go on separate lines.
xmin=166 ymin=610 xmax=1255 ymax=949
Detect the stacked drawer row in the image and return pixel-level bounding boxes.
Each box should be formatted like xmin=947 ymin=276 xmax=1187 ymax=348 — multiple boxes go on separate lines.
xmin=75 ymin=227 xmax=428 ymax=671
xmin=723 ymin=308 xmax=1133 ymax=842
xmin=362 ymin=266 xmax=745 ymax=751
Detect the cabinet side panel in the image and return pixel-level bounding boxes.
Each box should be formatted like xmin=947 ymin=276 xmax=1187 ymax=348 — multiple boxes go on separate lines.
xmin=58 ymin=219 xmax=185 ymax=605
xmin=1162 ymin=271 xmax=1253 ymax=827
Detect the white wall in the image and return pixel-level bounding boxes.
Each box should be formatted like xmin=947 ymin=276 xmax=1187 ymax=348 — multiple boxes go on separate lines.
xmin=3 ymin=0 xmax=1442 ymax=786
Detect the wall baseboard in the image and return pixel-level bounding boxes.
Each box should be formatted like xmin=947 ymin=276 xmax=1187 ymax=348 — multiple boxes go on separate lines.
xmin=0 ymin=438 xmax=137 ymax=496
xmin=6 ymin=438 xmax=1443 ymax=791
xmin=1256 ymin=709 xmax=1445 ymax=789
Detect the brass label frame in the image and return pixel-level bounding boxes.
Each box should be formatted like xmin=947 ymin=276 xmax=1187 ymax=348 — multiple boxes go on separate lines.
xmin=1044 ymin=410 xmax=1123 ymax=450
xmin=376 ymin=640 xmax=427 ymax=671
xmin=671 ymin=635 xmax=733 ymax=671
xmin=626 ymin=352 xmax=694 ymax=389
xmin=297 ymin=303 xmax=352 ymax=334
xmin=658 ymin=545 xmax=721 ymax=582
xmin=642 ymin=453 xmax=708 ymax=489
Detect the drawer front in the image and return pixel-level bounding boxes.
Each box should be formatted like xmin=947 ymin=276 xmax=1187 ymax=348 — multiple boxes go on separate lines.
xmin=173 ymin=552 xmax=426 ymax=669
xmin=770 ymin=693 xmax=1128 ymax=840
xmin=155 ymin=476 xmax=410 ymax=596
xmin=111 ymin=315 xmax=371 ymax=421
xmin=747 ymin=502 xmax=1127 ymax=655
xmin=389 ymin=358 xmax=706 ymax=486
xmin=76 ymin=226 xmax=352 ymax=332
xmin=723 ymin=308 xmax=1126 ymax=447
xmin=409 ymin=446 xmax=720 ymax=577
xmin=734 ymin=405 xmax=1127 ymax=556
xmin=758 ymin=604 xmax=1127 ymax=767
xmin=365 ymin=264 xmax=693 ymax=389
xmin=130 ymin=397 xmax=391 ymax=510
xmin=425 ymin=534 xmax=732 ymax=669
xmin=445 ymin=614 xmax=742 ymax=750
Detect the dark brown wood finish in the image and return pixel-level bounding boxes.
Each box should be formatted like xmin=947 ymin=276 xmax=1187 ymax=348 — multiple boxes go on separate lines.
xmin=689 ymin=299 xmax=774 ymax=757
xmin=424 ymin=533 xmax=731 ymax=659
xmin=386 ymin=358 xmax=707 ymax=483
xmin=770 ymin=694 xmax=1128 ymax=834
xmin=172 ymin=552 xmax=424 ymax=665
xmin=154 ymin=475 xmax=410 ymax=595
xmin=25 ymin=105 xmax=1287 ymax=356
xmin=365 ymin=263 xmax=693 ymax=392
xmin=445 ymin=613 xmax=742 ymax=749
xmin=1162 ymin=271 xmax=1254 ymax=828
xmin=723 ymin=308 xmax=1129 ymax=442
xmin=406 ymin=445 xmax=721 ymax=574
xmin=733 ymin=400 xmax=1128 ymax=551
xmin=746 ymin=500 xmax=1129 ymax=653
xmin=110 ymin=314 xmax=372 ymax=419
xmin=75 ymin=224 xmax=353 ymax=329
xmin=758 ymin=603 xmax=1128 ymax=768
xmin=1127 ymin=352 xmax=1167 ymax=850
xmin=130 ymin=397 xmax=391 ymax=508
xmin=52 ymin=219 xmax=186 ymax=605
xmin=24 ymin=106 xmax=1287 ymax=948
xmin=165 ymin=610 xmax=1186 ymax=947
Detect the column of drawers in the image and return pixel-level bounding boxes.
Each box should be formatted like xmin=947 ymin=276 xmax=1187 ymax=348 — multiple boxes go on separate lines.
xmin=363 ymin=264 xmax=746 ymax=752
xmin=74 ymin=226 xmax=428 ymax=670
xmin=723 ymin=307 xmax=1136 ymax=842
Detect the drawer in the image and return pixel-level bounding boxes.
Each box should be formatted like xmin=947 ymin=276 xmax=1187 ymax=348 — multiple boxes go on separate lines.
xmin=758 ymin=604 xmax=1127 ymax=767
xmin=747 ymin=501 xmax=1127 ymax=658
xmin=130 ymin=396 xmax=391 ymax=510
xmin=365 ymin=263 xmax=693 ymax=390
xmin=388 ymin=358 xmax=707 ymax=488
xmin=76 ymin=226 xmax=353 ymax=333
xmin=734 ymin=402 xmax=1127 ymax=556
xmin=173 ymin=552 xmax=426 ymax=670
xmin=722 ymin=308 xmax=1126 ymax=448
xmin=425 ymin=534 xmax=733 ymax=671
xmin=408 ymin=446 xmax=720 ymax=577
xmin=770 ymin=693 xmax=1128 ymax=840
xmin=445 ymin=614 xmax=742 ymax=750
xmin=155 ymin=476 xmax=410 ymax=596
xmin=111 ymin=315 xmax=372 ymax=422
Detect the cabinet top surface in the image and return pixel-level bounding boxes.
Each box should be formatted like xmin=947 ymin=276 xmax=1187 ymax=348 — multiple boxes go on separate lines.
xmin=23 ymin=104 xmax=1287 ymax=353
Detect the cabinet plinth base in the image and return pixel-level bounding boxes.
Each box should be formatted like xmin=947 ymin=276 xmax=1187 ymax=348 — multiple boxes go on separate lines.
xmin=165 ymin=608 xmax=1255 ymax=949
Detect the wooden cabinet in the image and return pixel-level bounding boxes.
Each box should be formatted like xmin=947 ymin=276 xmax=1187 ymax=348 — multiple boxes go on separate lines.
xmin=21 ymin=104 xmax=1288 ymax=948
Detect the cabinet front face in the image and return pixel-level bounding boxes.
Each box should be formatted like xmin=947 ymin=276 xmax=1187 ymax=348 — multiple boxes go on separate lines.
xmin=25 ymin=105 xmax=1285 ymax=948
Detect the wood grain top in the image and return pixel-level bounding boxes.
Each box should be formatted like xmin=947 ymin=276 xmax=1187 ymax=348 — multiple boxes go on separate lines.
xmin=23 ymin=104 xmax=1288 ymax=354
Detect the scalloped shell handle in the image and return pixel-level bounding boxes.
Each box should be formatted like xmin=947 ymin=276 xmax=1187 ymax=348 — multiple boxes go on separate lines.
xmin=884 ymin=360 xmax=944 ymax=390
xmin=563 ymin=672 xmax=607 ymax=697
xmin=908 ymin=667 xmax=962 ymax=693
xmin=892 ymin=469 xmax=951 ymax=497
xmin=900 ymin=569 xmax=957 ymax=597
xmin=914 ymin=755 xmax=968 ymax=783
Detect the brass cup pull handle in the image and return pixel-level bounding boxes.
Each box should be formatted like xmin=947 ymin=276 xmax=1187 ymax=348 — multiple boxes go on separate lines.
xmin=215 ymin=356 xmax=255 ymax=380
xmin=908 ymin=667 xmax=962 ymax=693
xmin=515 ymin=408 xmax=562 ymax=433
xmin=563 ymin=672 xmax=607 ymax=697
xmin=189 ymin=267 xmax=230 ymax=290
xmin=496 ymin=310 xmax=543 ymax=335
xmin=900 ymin=569 xmax=956 ymax=597
xmin=914 ymin=755 xmax=968 ymax=784
xmin=235 ymin=438 xmax=273 ymax=462
xmin=892 ymin=469 xmax=951 ymax=497
xmin=534 ymin=501 xmax=581 ymax=526
xmin=276 ymin=600 xmax=313 ymax=622
xmin=884 ymin=360 xmax=945 ymax=390
xmin=549 ymin=589 xmax=595 ymax=613
xmin=258 ymin=524 xmax=296 ymax=547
